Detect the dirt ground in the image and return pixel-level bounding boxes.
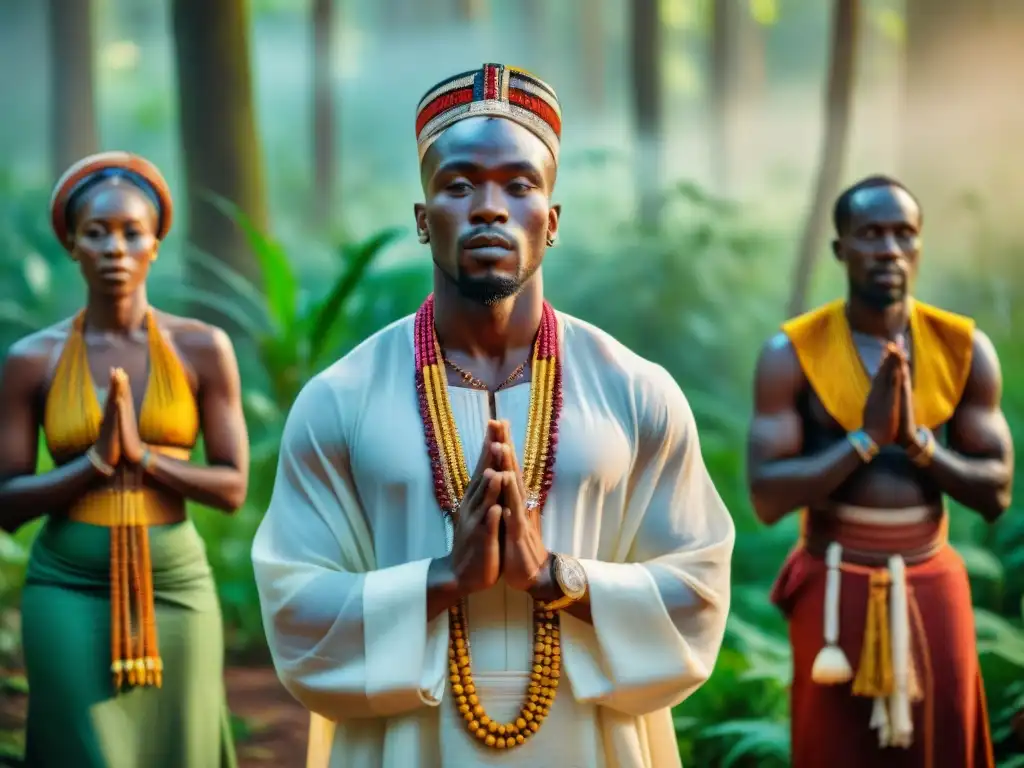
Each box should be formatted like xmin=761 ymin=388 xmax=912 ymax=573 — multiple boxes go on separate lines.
xmin=0 ymin=667 xmax=309 ymax=768
xmin=225 ymin=667 xmax=310 ymax=767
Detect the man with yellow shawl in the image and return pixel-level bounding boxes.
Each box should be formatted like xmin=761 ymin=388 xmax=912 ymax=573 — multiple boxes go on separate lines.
xmin=251 ymin=63 xmax=735 ymax=767
xmin=746 ymin=174 xmax=1012 ymax=767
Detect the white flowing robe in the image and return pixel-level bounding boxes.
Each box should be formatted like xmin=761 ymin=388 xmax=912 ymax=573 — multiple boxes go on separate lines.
xmin=251 ymin=311 xmax=735 ymax=768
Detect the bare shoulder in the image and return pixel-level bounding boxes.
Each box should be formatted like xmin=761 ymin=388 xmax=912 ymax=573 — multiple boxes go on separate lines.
xmin=156 ymin=310 xmax=238 ymax=371
xmin=755 ymin=332 xmax=803 ymax=383
xmin=752 ymin=332 xmax=805 ymax=410
xmin=1 ymin=319 xmax=74 ymax=390
xmin=969 ymin=328 xmax=1000 ymax=378
xmin=962 ymin=328 xmax=1002 ymax=405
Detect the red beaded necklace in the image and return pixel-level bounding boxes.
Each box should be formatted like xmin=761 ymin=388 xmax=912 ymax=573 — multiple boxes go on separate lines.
xmin=413 ymin=294 xmax=564 ymax=750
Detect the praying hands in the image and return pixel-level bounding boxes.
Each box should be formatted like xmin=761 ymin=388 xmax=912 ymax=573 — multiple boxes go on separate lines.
xmin=89 ymin=367 xmax=147 ymax=472
xmin=492 ymin=421 xmax=551 ymax=593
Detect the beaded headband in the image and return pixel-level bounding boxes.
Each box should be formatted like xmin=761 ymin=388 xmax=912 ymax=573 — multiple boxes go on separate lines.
xmin=415 ymin=63 xmax=562 ymax=162
xmin=50 ymin=151 xmax=173 ymax=248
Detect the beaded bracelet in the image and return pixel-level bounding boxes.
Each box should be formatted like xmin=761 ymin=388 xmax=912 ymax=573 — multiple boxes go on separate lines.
xmin=141 ymin=446 xmax=157 ymax=472
xmin=847 ymin=430 xmax=879 ymax=463
xmin=86 ymin=446 xmax=116 ymax=477
xmin=906 ymin=427 xmax=936 ymax=467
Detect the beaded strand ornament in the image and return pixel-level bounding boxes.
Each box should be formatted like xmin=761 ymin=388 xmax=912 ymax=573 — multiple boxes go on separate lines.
xmin=111 ymin=462 xmax=162 ymax=689
xmin=414 ymin=294 xmax=563 ymax=751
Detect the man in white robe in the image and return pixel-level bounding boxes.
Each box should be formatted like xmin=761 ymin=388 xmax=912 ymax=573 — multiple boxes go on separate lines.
xmin=251 ymin=63 xmax=735 ymax=768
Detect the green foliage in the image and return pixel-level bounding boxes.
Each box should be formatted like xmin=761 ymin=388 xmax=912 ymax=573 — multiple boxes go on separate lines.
xmin=197 ymin=194 xmax=404 ymax=410
xmin=172 ymin=202 xmax=411 ymax=655
xmin=1 ymin=169 xmax=1023 ymax=764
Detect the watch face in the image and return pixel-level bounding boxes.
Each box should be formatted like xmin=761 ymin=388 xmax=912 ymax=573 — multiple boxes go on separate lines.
xmin=557 ymin=556 xmax=588 ymax=599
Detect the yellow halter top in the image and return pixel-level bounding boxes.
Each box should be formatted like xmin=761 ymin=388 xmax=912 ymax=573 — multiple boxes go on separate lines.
xmin=781 ymin=298 xmax=976 ymax=432
xmin=43 ymin=308 xmax=199 ymax=457
xmin=42 ymin=308 xmax=200 ymax=692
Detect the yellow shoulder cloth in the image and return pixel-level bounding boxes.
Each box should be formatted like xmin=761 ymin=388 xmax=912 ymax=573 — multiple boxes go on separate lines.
xmin=781 ymin=298 xmax=975 ymax=431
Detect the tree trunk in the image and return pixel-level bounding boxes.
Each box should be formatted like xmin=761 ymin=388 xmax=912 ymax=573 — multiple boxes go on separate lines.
xmin=901 ymin=0 xmax=998 ymax=200
xmin=312 ymin=0 xmax=336 ymax=228
xmin=786 ymin=0 xmax=859 ymax=318
xmin=579 ymin=0 xmax=604 ymax=113
xmin=709 ymin=1 xmax=765 ymax=198
xmin=709 ymin=0 xmax=744 ymax=198
xmin=456 ymin=0 xmax=488 ymax=22
xmin=630 ymin=0 xmax=662 ymax=230
xmin=171 ymin=0 xmax=268 ymax=302
xmin=47 ymin=0 xmax=98 ymax=180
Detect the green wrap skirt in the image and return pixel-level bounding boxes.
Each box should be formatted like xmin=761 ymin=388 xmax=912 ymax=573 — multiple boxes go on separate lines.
xmin=20 ymin=517 xmax=237 ymax=768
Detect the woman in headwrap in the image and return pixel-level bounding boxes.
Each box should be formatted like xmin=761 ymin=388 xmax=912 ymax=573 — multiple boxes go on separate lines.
xmin=0 ymin=151 xmax=248 ymax=767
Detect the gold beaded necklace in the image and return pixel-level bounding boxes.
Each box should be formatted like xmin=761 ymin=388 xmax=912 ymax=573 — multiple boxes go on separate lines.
xmin=414 ymin=295 xmax=564 ymax=750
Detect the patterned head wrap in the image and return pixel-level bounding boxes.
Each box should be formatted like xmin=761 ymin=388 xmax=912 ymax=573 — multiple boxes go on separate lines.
xmin=415 ymin=63 xmax=562 ymax=163
xmin=49 ymin=151 xmax=173 ymax=248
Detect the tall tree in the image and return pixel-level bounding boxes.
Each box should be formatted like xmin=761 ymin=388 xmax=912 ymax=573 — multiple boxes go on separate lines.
xmin=901 ymin=0 xmax=1000 ymax=206
xmin=709 ymin=1 xmax=764 ymax=197
xmin=171 ymin=0 xmax=268 ymax=297
xmin=456 ymin=0 xmax=488 ymax=22
xmin=579 ymin=0 xmax=605 ymax=113
xmin=786 ymin=0 xmax=860 ymax=318
xmin=630 ymin=0 xmax=663 ymax=229
xmin=47 ymin=0 xmax=98 ymax=180
xmin=312 ymin=0 xmax=337 ymax=228
xmin=709 ymin=0 xmax=745 ymax=197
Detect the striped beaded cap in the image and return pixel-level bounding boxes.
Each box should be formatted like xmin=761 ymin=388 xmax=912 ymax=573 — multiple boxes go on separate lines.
xmin=415 ymin=63 xmax=562 ymax=162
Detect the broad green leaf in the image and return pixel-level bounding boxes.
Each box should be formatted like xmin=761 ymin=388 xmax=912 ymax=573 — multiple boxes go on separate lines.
xmin=157 ymin=285 xmax=267 ymax=340
xmin=699 ymin=719 xmax=790 ymax=767
xmin=955 ymin=543 xmax=1005 ymax=584
xmin=182 ymin=244 xmax=271 ymax=322
xmin=22 ymin=251 xmax=51 ymax=299
xmin=0 ymin=299 xmax=42 ymax=331
xmin=205 ymin=192 xmax=298 ymax=333
xmin=308 ymin=226 xmax=403 ymax=364
xmin=243 ymin=390 xmax=282 ymax=428
xmin=974 ymin=608 xmax=1024 ymax=668
xmin=673 ymin=714 xmax=701 ymax=734
xmin=0 ymin=671 xmax=28 ymax=694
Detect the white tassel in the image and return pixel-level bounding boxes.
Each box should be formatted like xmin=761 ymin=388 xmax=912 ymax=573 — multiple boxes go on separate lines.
xmin=812 ymin=543 xmax=854 ymax=684
xmin=871 ymin=696 xmax=891 ymax=747
xmin=887 ymin=555 xmax=914 ymax=748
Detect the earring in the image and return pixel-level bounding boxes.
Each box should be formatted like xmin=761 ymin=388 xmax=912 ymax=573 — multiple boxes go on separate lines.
xmin=546 ymin=233 xmax=557 ymax=247
xmin=417 ymin=230 xmax=430 ymax=244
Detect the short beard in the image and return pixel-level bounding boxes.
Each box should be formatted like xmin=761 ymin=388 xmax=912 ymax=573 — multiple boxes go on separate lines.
xmin=457 ymin=274 xmax=522 ymax=305
xmin=849 ymin=277 xmax=906 ymax=309
xmin=437 ymin=258 xmax=539 ymax=306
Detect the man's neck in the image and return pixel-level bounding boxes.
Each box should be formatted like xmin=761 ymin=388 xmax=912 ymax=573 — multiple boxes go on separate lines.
xmin=845 ymin=295 xmax=910 ymax=340
xmin=432 ymin=270 xmax=544 ymax=360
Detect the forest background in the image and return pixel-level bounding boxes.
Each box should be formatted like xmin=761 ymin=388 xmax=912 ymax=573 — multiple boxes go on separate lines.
xmin=1 ymin=0 xmax=1023 ymax=765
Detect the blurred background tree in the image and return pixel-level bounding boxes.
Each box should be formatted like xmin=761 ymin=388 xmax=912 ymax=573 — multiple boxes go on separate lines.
xmin=1 ymin=0 xmax=1023 ymax=765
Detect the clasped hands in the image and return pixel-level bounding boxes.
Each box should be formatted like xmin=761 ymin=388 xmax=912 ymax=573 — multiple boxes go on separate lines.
xmin=90 ymin=367 xmax=148 ymax=471
xmin=446 ymin=419 xmax=551 ymax=599
xmin=861 ymin=341 xmax=926 ymax=451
